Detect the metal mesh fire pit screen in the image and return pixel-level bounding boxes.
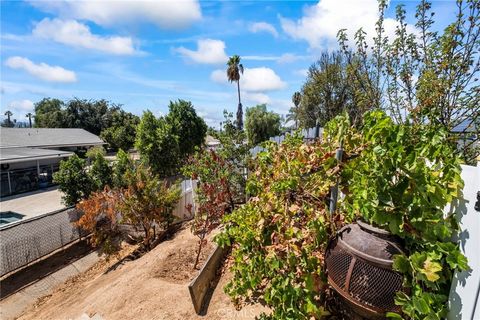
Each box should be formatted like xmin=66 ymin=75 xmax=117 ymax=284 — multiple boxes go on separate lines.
xmin=325 ymin=221 xmax=405 ymax=319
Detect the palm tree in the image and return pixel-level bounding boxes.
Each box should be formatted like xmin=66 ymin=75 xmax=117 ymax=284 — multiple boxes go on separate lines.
xmin=292 ymin=91 xmax=301 ymax=109
xmin=4 ymin=110 xmax=13 ymax=126
xmin=26 ymin=112 xmax=33 ymax=128
xmin=226 ymin=55 xmax=244 ymax=130
xmin=289 ymin=91 xmax=302 ymax=129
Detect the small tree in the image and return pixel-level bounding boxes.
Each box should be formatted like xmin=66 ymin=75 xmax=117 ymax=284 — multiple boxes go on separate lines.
xmin=119 ymin=165 xmax=181 ymax=250
xmin=135 ymin=111 xmax=180 ymax=177
xmin=100 ymin=110 xmax=139 ymax=151
xmin=245 ymin=104 xmax=282 ymax=146
xmin=76 ymin=187 xmax=122 ymax=255
xmin=165 ymin=99 xmax=207 ymax=160
xmin=89 ymin=152 xmax=112 ymax=191
xmin=337 ymin=0 xmax=479 ymax=163
xmin=53 ymin=155 xmax=93 ymax=206
xmin=33 ymin=98 xmax=65 ymax=128
xmin=86 ymin=146 xmax=106 ymax=160
xmin=112 ymin=149 xmax=134 ymax=188
xmin=183 ymin=149 xmax=235 ymax=269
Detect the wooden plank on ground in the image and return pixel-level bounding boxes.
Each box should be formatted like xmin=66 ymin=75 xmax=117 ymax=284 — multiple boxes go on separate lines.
xmin=188 ymin=245 xmax=227 ymax=314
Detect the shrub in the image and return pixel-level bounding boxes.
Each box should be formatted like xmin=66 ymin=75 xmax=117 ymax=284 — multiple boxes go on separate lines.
xmin=89 ymin=152 xmax=112 ymax=191
xmin=183 ymin=149 xmax=236 ymax=268
xmin=119 ymin=165 xmax=181 ymax=250
xmin=112 ymin=149 xmax=134 ymax=188
xmin=76 ymin=187 xmax=122 ymax=255
xmin=217 ymin=111 xmax=468 ymax=319
xmin=54 ymin=154 xmax=93 ymax=206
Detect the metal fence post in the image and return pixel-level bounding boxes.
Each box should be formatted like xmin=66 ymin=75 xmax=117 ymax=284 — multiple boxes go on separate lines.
xmin=329 ymin=145 xmax=343 ymax=215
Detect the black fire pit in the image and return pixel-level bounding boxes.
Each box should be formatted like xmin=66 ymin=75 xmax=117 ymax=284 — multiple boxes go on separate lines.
xmin=325 ymin=221 xmax=405 ymax=319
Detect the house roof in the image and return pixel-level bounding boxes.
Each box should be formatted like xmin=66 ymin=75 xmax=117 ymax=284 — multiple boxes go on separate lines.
xmin=0 ymin=128 xmax=105 ymax=149
xmin=0 ymin=147 xmax=73 ymax=164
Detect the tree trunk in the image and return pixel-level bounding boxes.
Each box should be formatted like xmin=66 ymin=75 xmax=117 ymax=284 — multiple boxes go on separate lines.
xmin=236 ymin=81 xmax=243 ymax=130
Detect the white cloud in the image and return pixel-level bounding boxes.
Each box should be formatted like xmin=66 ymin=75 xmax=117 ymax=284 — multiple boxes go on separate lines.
xmin=175 ymin=39 xmax=228 ymax=64
xmin=243 ymin=53 xmax=310 ymax=63
xmin=249 ymin=22 xmax=279 ymax=38
xmin=29 ymin=0 xmax=201 ymax=30
xmin=210 ymin=69 xmax=227 ymax=83
xmin=277 ymin=53 xmax=302 ymax=64
xmin=211 ymin=67 xmax=286 ymax=92
xmin=244 ymin=92 xmax=271 ymax=105
xmin=33 ymin=18 xmax=137 ymax=55
xmin=242 ymin=67 xmax=287 ymax=92
xmin=5 ymin=56 xmax=77 ymax=83
xmin=243 ymin=55 xmax=278 ymax=61
xmin=294 ymin=68 xmax=309 ymax=77
xmin=280 ymin=0 xmax=415 ymax=49
xmin=8 ymin=99 xmax=35 ymax=112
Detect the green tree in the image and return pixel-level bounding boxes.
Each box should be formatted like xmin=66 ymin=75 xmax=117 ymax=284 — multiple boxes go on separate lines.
xmin=135 ymin=111 xmax=180 ymax=177
xmin=34 ymin=98 xmax=65 ymax=128
xmin=245 ymin=104 xmax=282 ymax=145
xmin=295 ymin=51 xmax=367 ymax=128
xmin=210 ymin=110 xmax=249 ymax=203
xmin=165 ymin=99 xmax=207 ymax=159
xmin=100 ymin=110 xmax=139 ymax=151
xmin=53 ymin=155 xmax=93 ymax=206
xmin=86 ymin=146 xmax=106 ymax=160
xmin=112 ymin=149 xmax=134 ymax=188
xmin=63 ymin=99 xmax=112 ymax=135
xmin=89 ymin=152 xmax=112 ymax=191
xmin=337 ymin=0 xmax=479 ymax=163
xmin=119 ymin=165 xmax=181 ymax=249
xmin=136 ymin=110 xmax=161 ymax=169
xmin=227 ymin=55 xmax=244 ymax=130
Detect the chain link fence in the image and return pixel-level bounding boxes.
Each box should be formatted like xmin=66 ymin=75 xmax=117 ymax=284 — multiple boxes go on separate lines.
xmin=0 ymin=179 xmax=197 ymax=277
xmin=0 ymin=207 xmax=84 ymax=277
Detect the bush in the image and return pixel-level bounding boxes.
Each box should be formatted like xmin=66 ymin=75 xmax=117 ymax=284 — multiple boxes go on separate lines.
xmin=217 ymin=111 xmax=468 ymax=319
xmin=76 ymin=165 xmax=181 ymax=254
xmin=54 ymin=154 xmax=93 ymax=206
xmin=76 ymin=187 xmax=122 ymax=255
xmin=119 ymin=165 xmax=181 ymax=250
xmin=112 ymin=149 xmax=134 ymax=188
xmin=89 ymin=152 xmax=112 ymax=191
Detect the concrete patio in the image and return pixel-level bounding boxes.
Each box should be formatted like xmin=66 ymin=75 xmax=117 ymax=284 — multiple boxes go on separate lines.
xmin=0 ymin=187 xmax=65 ymax=221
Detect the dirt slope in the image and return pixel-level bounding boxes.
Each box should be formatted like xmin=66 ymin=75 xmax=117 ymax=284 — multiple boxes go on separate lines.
xmin=18 ymin=224 xmax=267 ymax=320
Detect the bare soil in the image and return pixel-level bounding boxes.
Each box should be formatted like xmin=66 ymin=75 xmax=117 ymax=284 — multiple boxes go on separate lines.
xmin=152 ymin=239 xmax=214 ymax=284
xmin=17 ymin=223 xmax=268 ymax=320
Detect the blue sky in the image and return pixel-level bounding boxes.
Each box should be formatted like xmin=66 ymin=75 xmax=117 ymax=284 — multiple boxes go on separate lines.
xmin=1 ymin=0 xmax=457 ymax=128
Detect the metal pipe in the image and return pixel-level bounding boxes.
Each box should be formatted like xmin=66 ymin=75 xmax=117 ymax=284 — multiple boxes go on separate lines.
xmin=329 ymin=145 xmax=343 ymax=215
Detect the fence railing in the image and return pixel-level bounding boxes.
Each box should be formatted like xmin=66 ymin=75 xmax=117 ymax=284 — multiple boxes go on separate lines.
xmin=0 ymin=179 xmax=197 ymax=277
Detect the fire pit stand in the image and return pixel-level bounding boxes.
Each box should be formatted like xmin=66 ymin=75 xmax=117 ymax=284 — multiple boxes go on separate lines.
xmin=325 ymin=221 xmax=406 ymax=319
